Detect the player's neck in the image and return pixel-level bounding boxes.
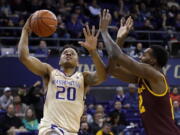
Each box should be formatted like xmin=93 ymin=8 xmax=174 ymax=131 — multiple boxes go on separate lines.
xmin=153 ymin=65 xmax=162 ymax=73
xmin=61 ymin=67 xmax=77 ymax=77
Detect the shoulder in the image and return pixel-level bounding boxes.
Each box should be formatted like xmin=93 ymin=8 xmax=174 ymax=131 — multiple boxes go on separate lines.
xmin=44 ymin=63 xmax=54 ymax=74
xmin=82 ymin=71 xmax=91 ymax=77
xmin=48 ymin=68 xmax=60 ymax=77
xmin=143 ymin=64 xmax=164 ymax=81
xmin=82 ymin=71 xmax=92 ymax=81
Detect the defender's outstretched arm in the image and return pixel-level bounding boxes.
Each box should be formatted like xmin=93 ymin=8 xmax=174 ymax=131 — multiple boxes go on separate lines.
xmin=100 ymin=9 xmax=161 ymax=82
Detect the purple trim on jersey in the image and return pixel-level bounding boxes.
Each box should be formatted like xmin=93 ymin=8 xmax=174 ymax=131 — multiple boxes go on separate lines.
xmin=51 ymin=124 xmax=64 ymax=135
xmin=59 ymin=67 xmax=78 ymax=77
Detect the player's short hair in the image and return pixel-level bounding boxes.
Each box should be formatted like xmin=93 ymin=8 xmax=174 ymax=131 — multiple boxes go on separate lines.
xmin=150 ymin=45 xmax=168 ymax=68
xmin=59 ymin=44 xmax=80 ymax=56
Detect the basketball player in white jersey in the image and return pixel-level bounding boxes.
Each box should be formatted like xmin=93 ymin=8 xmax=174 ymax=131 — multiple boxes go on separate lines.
xmin=18 ymin=18 xmax=107 ymax=135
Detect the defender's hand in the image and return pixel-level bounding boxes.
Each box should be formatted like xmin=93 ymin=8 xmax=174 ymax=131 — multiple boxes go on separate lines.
xmin=117 ymin=16 xmax=133 ymax=38
xmin=99 ymin=9 xmax=111 ymax=32
xmin=79 ymin=25 xmax=100 ymax=52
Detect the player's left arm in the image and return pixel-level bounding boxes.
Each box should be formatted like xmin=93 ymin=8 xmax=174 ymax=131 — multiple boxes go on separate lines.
xmin=100 ymin=9 xmax=162 ymax=82
xmin=79 ymin=25 xmax=107 ymax=87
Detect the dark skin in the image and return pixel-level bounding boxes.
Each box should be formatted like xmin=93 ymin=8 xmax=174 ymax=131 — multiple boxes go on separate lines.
xmin=99 ymin=9 xmax=167 ymax=95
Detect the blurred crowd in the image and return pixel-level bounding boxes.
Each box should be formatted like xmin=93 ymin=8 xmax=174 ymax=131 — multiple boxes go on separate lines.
xmin=0 ymin=81 xmax=180 ymax=135
xmin=0 ymin=0 xmax=179 ymax=48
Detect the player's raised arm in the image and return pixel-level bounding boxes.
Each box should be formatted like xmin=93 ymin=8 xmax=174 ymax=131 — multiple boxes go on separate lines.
xmin=79 ymin=25 xmax=107 ymax=87
xmin=107 ymin=58 xmax=138 ymax=83
xmin=100 ymin=9 xmax=162 ymax=82
xmin=116 ymin=17 xmax=133 ymax=47
xmin=18 ymin=17 xmax=53 ymax=77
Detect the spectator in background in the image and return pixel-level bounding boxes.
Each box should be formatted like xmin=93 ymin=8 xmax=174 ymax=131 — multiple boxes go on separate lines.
xmin=90 ymin=112 xmax=104 ymax=134
xmin=19 ymin=81 xmax=44 ymax=122
xmin=0 ymin=0 xmax=12 ymax=16
xmin=56 ymin=15 xmax=70 ymax=38
xmin=113 ymin=86 xmax=125 ymax=104
xmin=35 ymin=40 xmax=49 ymax=56
xmin=0 ymin=87 xmax=13 ymax=110
xmin=173 ymin=100 xmax=180 ymax=128
xmin=161 ymin=12 xmax=174 ymax=30
xmin=13 ymin=95 xmax=28 ymax=119
xmin=66 ymin=13 xmax=83 ymax=38
xmin=96 ymin=122 xmax=114 ymax=135
xmin=83 ymin=104 xmax=93 ymax=124
xmin=0 ymin=104 xmax=27 ymax=135
xmin=73 ymin=5 xmax=89 ymax=25
xmin=175 ymin=13 xmax=180 ymax=31
xmin=88 ymin=0 xmax=101 ymax=16
xmin=78 ymin=122 xmax=90 ymax=135
xmin=88 ymin=0 xmax=101 ymax=26
xmin=108 ymin=101 xmax=127 ymax=135
xmin=129 ymin=42 xmax=143 ymax=58
xmin=95 ymin=104 xmax=105 ymax=116
xmin=167 ymin=0 xmax=179 ymax=9
xmin=124 ymin=84 xmax=138 ymax=109
xmin=170 ymin=87 xmax=180 ymax=103
xmin=81 ymin=113 xmax=88 ymax=123
xmin=109 ymin=101 xmax=126 ymax=123
xmin=97 ymin=42 xmax=107 ymax=57
xmin=56 ymin=0 xmax=72 ymax=15
xmin=22 ymin=107 xmax=39 ymax=131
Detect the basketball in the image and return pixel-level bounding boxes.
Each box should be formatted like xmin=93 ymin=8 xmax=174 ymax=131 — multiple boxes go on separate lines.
xmin=30 ymin=10 xmax=57 ymax=37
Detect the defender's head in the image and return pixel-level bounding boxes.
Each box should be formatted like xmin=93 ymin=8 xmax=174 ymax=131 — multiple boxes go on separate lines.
xmin=139 ymin=45 xmax=168 ymax=68
xmin=59 ymin=45 xmax=79 ymax=68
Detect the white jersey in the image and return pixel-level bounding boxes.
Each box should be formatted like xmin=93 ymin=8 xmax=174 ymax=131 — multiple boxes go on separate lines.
xmin=39 ymin=69 xmax=85 ymax=133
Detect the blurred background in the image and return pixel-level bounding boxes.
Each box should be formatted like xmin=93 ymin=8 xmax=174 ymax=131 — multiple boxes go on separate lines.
xmin=0 ymin=0 xmax=179 ymax=135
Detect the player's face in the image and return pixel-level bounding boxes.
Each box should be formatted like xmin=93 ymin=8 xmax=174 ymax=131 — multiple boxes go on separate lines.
xmin=139 ymin=48 xmax=155 ymax=65
xmin=59 ymin=48 xmax=79 ymax=68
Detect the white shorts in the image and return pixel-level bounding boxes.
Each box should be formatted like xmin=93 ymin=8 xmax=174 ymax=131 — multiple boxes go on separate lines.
xmin=39 ymin=124 xmax=78 ymax=135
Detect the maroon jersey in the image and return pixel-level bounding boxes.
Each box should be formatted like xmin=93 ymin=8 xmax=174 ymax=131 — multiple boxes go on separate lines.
xmin=138 ymin=76 xmax=180 ymax=135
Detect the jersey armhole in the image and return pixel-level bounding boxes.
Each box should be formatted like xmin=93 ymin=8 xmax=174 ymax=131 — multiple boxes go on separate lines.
xmin=142 ymin=76 xmax=168 ymax=97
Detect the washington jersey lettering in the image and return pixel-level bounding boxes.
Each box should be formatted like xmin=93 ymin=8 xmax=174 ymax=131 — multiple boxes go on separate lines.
xmin=138 ymin=76 xmax=180 ymax=135
xmin=39 ymin=69 xmax=85 ymax=133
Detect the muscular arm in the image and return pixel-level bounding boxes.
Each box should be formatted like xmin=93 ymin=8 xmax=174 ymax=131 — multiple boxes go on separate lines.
xmin=18 ymin=25 xmax=53 ymax=77
xmin=107 ymin=57 xmax=138 ymax=83
xmin=101 ymin=30 xmax=161 ymax=82
xmin=83 ymin=50 xmax=107 ymax=87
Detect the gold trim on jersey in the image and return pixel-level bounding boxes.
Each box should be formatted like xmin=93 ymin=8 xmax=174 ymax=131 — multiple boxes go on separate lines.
xmin=142 ymin=76 xmax=169 ymax=97
xmin=170 ymin=98 xmax=175 ymax=120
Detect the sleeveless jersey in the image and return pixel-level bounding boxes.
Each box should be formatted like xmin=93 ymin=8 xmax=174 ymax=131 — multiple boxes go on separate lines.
xmin=40 ymin=69 xmax=85 ymax=133
xmin=138 ymin=76 xmax=180 ymax=135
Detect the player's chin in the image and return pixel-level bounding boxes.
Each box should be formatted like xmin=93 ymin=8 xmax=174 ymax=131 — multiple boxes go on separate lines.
xmin=63 ymin=62 xmax=76 ymax=68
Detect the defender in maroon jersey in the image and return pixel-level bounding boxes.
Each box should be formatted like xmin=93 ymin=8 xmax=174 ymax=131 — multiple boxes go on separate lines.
xmin=99 ymin=9 xmax=180 ymax=135
xmin=138 ymin=77 xmax=180 ymax=135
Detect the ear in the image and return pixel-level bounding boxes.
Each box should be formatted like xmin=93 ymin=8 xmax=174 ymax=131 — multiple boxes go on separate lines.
xmin=150 ymin=57 xmax=157 ymax=65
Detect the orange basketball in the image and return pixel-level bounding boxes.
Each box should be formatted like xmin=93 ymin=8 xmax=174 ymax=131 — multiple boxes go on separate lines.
xmin=30 ymin=10 xmax=57 ymax=37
